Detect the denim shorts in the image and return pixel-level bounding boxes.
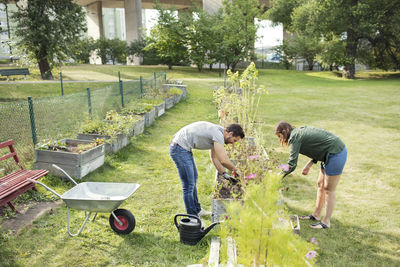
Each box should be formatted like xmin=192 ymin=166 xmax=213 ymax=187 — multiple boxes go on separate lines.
xmin=321 ymin=146 xmax=347 ymax=176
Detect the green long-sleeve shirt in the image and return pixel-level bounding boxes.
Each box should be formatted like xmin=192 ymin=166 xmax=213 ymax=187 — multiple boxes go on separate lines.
xmin=282 ymin=126 xmax=345 ymax=177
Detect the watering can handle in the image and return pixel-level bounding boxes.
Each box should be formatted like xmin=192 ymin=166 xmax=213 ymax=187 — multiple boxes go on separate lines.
xmin=174 ymin=214 xmax=201 ymax=230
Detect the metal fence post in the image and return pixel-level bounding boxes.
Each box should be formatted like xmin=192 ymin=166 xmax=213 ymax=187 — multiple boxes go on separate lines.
xmin=119 ymin=80 xmax=125 ymax=107
xmin=153 ymin=72 xmax=157 ymax=90
xmin=118 ymin=71 xmax=121 ymax=83
xmin=164 ymin=71 xmax=166 ymax=82
xmin=86 ymin=88 xmax=92 ymax=118
xmin=60 ymin=72 xmax=64 ymax=96
xmin=27 ymin=96 xmax=37 ymax=145
xmin=139 ymin=76 xmax=143 ymax=98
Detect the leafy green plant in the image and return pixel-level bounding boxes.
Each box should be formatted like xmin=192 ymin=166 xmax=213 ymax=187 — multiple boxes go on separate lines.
xmin=36 ymin=139 xmax=103 ymax=154
xmin=168 ymin=87 xmax=183 ymax=96
xmin=219 ymin=173 xmax=316 ymax=265
xmin=120 ymin=103 xmax=153 ymax=115
xmin=141 ymin=98 xmax=164 ymax=105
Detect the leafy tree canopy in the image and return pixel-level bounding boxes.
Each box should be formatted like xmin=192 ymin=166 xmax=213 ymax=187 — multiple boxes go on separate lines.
xmin=12 ymin=0 xmax=87 ymax=80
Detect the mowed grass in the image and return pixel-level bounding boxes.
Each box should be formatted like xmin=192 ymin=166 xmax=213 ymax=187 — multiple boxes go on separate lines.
xmin=0 ymin=66 xmax=399 ymax=266
xmin=257 ymin=69 xmax=400 ymax=266
xmin=0 ymin=65 xmax=222 ymax=101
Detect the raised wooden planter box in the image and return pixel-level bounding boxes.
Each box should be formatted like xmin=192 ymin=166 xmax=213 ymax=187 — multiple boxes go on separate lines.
xmin=145 ymin=108 xmax=156 ymax=127
xmin=34 ymin=139 xmax=105 ymax=179
xmin=163 ymin=96 xmax=174 ymax=109
xmin=154 ymin=102 xmax=166 ymax=117
xmin=163 ymin=84 xmax=187 ymax=99
xmin=77 ymin=133 xmax=129 ymax=154
xmin=212 ymin=198 xmax=241 ymax=223
xmin=132 ymin=117 xmax=145 ymax=136
xmin=173 ymin=93 xmax=182 ymax=104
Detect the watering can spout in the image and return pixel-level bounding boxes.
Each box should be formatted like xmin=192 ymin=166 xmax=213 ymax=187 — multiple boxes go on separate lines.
xmin=202 ymin=222 xmax=219 ymax=236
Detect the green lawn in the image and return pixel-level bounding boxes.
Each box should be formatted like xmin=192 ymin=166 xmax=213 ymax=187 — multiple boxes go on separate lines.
xmin=0 ymin=67 xmax=399 ymax=266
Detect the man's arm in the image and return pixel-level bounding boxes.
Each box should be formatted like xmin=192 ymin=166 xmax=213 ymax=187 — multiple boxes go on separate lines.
xmin=211 ymin=142 xmax=237 ymax=173
xmin=210 ymin=149 xmax=225 ymax=174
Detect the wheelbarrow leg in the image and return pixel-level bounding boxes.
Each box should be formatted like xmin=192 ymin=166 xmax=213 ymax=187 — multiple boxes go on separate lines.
xmin=111 ymin=211 xmax=123 ymax=226
xmin=67 ymin=207 xmax=92 ymax=237
xmin=85 ymin=211 xmax=98 ymax=222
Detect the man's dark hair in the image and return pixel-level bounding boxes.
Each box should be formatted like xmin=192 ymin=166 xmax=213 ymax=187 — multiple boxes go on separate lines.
xmin=226 ymin=124 xmax=245 ymax=138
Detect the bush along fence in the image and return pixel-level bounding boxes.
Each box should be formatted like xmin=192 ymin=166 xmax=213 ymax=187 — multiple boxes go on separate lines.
xmin=0 ymin=72 xmax=187 ymax=178
xmin=201 ymin=63 xmax=316 ymax=266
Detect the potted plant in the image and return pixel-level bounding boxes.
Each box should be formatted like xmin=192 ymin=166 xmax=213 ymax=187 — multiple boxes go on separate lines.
xmin=77 ymin=119 xmax=130 ymax=154
xmin=34 ymin=139 xmax=105 ymax=179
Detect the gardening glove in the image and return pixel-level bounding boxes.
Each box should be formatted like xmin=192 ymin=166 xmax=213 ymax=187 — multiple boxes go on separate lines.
xmin=219 ymin=172 xmax=239 ymax=184
xmin=232 ymin=170 xmax=241 ymax=178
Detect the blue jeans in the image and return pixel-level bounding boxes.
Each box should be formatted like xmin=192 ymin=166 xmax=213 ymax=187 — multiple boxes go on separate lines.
xmin=169 ymin=144 xmax=201 ymax=216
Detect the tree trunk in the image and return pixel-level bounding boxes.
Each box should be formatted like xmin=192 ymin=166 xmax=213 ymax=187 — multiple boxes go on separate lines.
xmin=343 ymin=29 xmax=357 ymax=79
xmin=209 ymin=64 xmax=213 ymax=70
xmin=197 ymin=64 xmax=203 ymax=72
xmin=168 ymin=63 xmax=173 ymax=70
xmin=38 ymin=57 xmax=53 ymax=80
xmin=307 ymin=59 xmax=314 ymax=70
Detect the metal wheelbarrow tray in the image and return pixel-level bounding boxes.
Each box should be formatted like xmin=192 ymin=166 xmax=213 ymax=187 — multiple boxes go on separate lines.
xmin=29 ymin=164 xmax=140 ymax=237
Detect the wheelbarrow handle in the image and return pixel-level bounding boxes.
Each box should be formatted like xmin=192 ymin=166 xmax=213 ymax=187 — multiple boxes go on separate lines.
xmin=27 ymin=178 xmax=62 ymax=199
xmin=52 ymin=164 xmax=78 ymax=185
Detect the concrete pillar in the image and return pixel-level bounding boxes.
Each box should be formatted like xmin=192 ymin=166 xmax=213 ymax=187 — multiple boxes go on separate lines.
xmin=124 ymin=0 xmax=142 ymax=65
xmin=87 ymin=1 xmax=103 ymax=64
xmin=202 ymin=0 xmax=223 ymax=15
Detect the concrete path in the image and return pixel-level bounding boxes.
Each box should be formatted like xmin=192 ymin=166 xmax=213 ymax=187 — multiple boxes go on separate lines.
xmin=1 ymin=200 xmax=62 ymax=235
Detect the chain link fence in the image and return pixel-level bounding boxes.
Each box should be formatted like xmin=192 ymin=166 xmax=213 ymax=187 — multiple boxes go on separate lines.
xmin=0 ymin=72 xmax=166 ymax=159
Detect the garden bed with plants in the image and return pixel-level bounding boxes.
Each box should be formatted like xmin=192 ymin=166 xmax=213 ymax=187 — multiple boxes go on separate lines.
xmin=34 ymin=139 xmax=105 ymax=179
xmin=210 ymin=63 xmax=316 ymax=265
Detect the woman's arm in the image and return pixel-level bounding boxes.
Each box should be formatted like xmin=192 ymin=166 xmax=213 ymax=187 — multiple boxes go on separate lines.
xmin=282 ymin=141 xmax=301 ymax=178
xmin=302 ymin=159 xmax=315 ymax=175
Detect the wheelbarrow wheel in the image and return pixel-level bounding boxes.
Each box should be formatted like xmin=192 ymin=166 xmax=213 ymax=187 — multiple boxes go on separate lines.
xmin=109 ymin=209 xmax=135 ymax=235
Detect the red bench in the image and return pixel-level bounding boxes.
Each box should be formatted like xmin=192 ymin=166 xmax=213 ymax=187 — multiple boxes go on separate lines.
xmin=0 ymin=140 xmax=48 ymax=212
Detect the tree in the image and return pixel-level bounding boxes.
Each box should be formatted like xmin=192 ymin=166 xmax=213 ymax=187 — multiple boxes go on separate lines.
xmin=127 ymin=38 xmax=163 ymax=65
xmin=145 ymin=5 xmax=188 ymax=69
xmin=70 ymin=37 xmax=95 ymax=64
xmin=12 ymin=0 xmax=86 ymax=80
xmin=108 ymin=38 xmax=127 ymax=65
xmin=185 ymin=9 xmax=216 ymax=72
xmin=268 ymin=0 xmax=400 ymax=79
xmin=316 ymin=35 xmax=347 ymax=71
xmin=95 ymin=38 xmax=109 ymax=65
xmin=217 ymin=0 xmax=264 ymax=71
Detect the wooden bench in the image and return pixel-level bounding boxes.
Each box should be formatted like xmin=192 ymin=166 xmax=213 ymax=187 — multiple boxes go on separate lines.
xmin=0 ymin=68 xmax=30 ymax=81
xmin=0 ymin=140 xmax=48 ymax=212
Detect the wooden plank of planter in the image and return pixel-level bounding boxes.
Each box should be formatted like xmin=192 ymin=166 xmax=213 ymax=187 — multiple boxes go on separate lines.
xmin=132 ymin=118 xmax=145 ymax=136
xmin=145 ymin=108 xmax=156 ymax=127
xmin=154 ymin=102 xmax=165 ymax=117
xmin=163 ymin=97 xmax=174 ymax=109
xmin=227 ymin=236 xmax=237 ymax=267
xmin=208 ymin=237 xmax=220 ymax=266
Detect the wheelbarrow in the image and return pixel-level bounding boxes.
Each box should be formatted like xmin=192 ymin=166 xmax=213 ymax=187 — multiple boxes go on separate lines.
xmin=28 ymin=164 xmax=140 ymax=237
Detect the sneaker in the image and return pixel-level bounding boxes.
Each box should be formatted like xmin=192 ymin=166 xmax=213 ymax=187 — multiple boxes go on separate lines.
xmin=198 ymin=208 xmax=212 ymax=217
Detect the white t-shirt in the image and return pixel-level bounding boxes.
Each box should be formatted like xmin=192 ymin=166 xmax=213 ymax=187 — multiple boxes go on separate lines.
xmin=171 ymin=121 xmax=224 ymax=151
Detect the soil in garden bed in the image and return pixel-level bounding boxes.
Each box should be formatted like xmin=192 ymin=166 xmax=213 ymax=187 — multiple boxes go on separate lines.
xmin=213 ymin=176 xmax=244 ymax=199
xmin=39 ymin=140 xmax=103 ymax=154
